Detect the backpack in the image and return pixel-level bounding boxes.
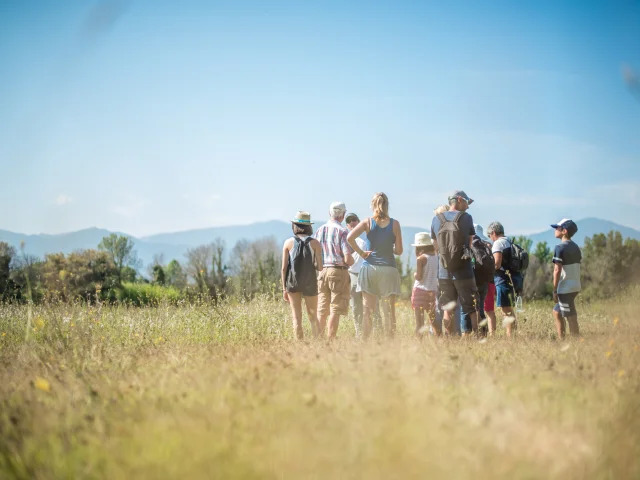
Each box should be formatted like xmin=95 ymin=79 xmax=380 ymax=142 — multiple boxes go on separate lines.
xmin=471 ymin=236 xmax=495 ymax=285
xmin=505 ymin=238 xmax=529 ymax=273
xmin=285 ymin=236 xmax=316 ymax=292
xmin=436 ymin=212 xmax=470 ymax=271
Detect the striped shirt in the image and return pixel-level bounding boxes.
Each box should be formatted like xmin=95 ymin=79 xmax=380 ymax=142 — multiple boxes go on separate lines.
xmin=313 ymin=220 xmax=354 ymax=267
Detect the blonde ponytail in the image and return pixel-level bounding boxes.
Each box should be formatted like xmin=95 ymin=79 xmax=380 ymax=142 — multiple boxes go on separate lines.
xmin=370 ymin=192 xmax=389 ymax=223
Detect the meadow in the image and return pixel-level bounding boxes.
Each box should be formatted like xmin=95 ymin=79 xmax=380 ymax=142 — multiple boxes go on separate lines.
xmin=0 ymin=294 xmax=638 ymax=479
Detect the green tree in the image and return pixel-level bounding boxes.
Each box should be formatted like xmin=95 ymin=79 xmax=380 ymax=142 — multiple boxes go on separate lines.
xmin=513 ymin=235 xmax=533 ymax=253
xmin=165 ymin=259 xmax=187 ymax=289
xmin=533 ymin=241 xmax=552 ymax=264
xmin=98 ymin=234 xmax=141 ymax=286
xmin=152 ymin=264 xmax=166 ymax=285
xmin=0 ymin=242 xmax=17 ymax=300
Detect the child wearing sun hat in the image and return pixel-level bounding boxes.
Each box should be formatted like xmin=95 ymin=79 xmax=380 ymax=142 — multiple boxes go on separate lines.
xmin=411 ymin=232 xmax=440 ymax=336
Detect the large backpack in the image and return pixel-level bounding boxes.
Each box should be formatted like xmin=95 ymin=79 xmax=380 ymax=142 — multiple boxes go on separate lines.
xmin=285 ymin=236 xmax=316 ymax=292
xmin=471 ymin=236 xmax=495 ymax=285
xmin=505 ymin=238 xmax=529 ymax=273
xmin=436 ymin=212 xmax=470 ymax=271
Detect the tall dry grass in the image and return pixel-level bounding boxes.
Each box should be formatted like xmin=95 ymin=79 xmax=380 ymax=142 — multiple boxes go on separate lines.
xmin=0 ymin=293 xmax=638 ymax=479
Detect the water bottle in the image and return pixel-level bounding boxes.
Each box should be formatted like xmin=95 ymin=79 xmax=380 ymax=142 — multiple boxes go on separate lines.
xmin=515 ymin=295 xmax=524 ymax=313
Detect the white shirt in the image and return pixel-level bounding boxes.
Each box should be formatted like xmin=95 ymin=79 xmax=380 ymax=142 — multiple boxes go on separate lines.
xmin=349 ymin=235 xmax=367 ymax=274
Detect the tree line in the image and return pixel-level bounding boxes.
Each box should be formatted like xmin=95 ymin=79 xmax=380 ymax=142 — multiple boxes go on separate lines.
xmin=0 ymin=230 xmax=638 ymax=304
xmin=0 ymin=234 xmax=281 ymax=304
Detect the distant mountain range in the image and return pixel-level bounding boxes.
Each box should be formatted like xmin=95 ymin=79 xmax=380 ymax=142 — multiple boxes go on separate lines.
xmin=1 ymin=217 xmax=638 ymax=269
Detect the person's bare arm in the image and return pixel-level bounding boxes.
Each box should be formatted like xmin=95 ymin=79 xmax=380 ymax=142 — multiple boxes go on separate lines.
xmin=469 ymin=235 xmax=474 ymax=248
xmin=311 ymin=239 xmax=323 ymax=272
xmin=347 ymin=220 xmax=372 ymax=259
xmin=344 ymin=252 xmax=355 ymax=266
xmin=553 ymin=263 xmax=562 ymax=302
xmin=414 ymin=255 xmax=426 ymax=281
xmin=393 ymin=220 xmax=403 ymax=256
xmin=281 ymin=241 xmax=291 ymax=301
xmin=432 ymin=239 xmax=438 ymax=254
xmin=493 ymin=252 xmax=503 ymax=270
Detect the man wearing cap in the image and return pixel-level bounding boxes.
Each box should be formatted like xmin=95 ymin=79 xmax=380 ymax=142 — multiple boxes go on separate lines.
xmin=346 ymin=213 xmax=365 ymax=337
xmin=486 ymin=221 xmax=523 ymax=337
xmin=551 ymin=219 xmax=581 ymax=338
xmin=430 ymin=190 xmax=479 ymax=336
xmin=313 ymin=201 xmax=355 ymax=339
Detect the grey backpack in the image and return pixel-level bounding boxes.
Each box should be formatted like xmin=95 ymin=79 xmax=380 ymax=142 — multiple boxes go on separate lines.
xmin=436 ymin=212 xmax=469 ymax=271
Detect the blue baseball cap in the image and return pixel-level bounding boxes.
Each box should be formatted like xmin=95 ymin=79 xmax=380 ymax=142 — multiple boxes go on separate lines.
xmin=551 ymin=218 xmax=578 ymax=236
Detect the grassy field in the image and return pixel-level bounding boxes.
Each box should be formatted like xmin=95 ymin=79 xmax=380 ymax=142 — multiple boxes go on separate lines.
xmin=0 ymin=294 xmax=638 ymax=479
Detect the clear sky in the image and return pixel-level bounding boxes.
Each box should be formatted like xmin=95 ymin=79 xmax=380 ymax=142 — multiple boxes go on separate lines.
xmin=1 ymin=0 xmax=639 ymax=237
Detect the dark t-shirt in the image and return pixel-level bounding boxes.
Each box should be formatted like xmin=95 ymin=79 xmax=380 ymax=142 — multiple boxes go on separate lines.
xmin=553 ymin=240 xmax=582 ymax=294
xmin=430 ymin=211 xmax=475 ymax=280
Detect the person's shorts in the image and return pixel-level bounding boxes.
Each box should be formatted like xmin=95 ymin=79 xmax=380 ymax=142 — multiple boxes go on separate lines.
xmin=358 ymin=264 xmax=401 ymax=298
xmin=438 ymin=278 xmax=478 ymax=315
xmin=496 ymin=283 xmax=516 ymax=308
xmin=484 ymin=283 xmax=495 ymax=312
xmin=317 ymin=267 xmax=351 ymax=317
xmin=554 ymin=292 xmax=579 ymax=318
xmin=411 ymin=288 xmax=436 ymax=311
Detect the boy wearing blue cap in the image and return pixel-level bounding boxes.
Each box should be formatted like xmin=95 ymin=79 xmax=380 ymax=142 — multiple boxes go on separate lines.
xmin=551 ymin=219 xmax=581 ymax=338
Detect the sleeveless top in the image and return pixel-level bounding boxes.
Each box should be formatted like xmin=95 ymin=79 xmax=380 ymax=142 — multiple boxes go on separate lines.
xmin=413 ymin=254 xmax=439 ymax=291
xmin=363 ymin=218 xmax=396 ymax=267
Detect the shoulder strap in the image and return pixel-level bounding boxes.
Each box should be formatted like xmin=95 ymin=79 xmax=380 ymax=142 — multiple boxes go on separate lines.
xmin=453 ymin=211 xmax=464 ymax=223
xmin=302 ymin=236 xmax=313 ymax=245
xmin=436 ymin=213 xmax=447 ymax=225
xmin=292 ymin=235 xmax=301 ymax=244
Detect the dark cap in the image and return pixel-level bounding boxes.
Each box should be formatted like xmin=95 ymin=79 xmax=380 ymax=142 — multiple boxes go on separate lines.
xmin=448 ymin=190 xmax=474 ymax=205
xmin=551 ymin=218 xmax=578 ymax=236
xmin=345 ymin=213 xmax=360 ymax=224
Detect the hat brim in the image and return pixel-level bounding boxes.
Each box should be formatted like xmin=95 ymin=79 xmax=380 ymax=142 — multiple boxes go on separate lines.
xmin=476 ymin=233 xmax=490 ymax=243
xmin=411 ymin=243 xmax=434 ymax=247
xmin=550 ymin=224 xmax=560 ymax=229
xmin=292 ymin=220 xmax=314 ymax=225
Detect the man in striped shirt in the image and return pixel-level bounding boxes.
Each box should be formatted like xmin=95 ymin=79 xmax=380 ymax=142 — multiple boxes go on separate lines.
xmin=313 ymin=201 xmax=355 ymax=339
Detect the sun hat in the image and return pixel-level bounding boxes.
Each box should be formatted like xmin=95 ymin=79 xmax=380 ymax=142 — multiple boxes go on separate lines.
xmin=474 ymin=224 xmax=491 ymax=243
xmin=448 ymin=190 xmax=474 ymax=205
xmin=411 ymin=232 xmax=433 ymax=247
xmin=551 ymin=218 xmax=578 ymax=236
xmin=291 ymin=211 xmax=314 ymax=225
xmin=345 ymin=213 xmax=360 ymax=224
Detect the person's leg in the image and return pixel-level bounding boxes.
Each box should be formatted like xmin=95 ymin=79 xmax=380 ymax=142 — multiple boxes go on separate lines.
xmin=496 ymin=283 xmax=516 ymax=337
xmin=303 ymin=295 xmax=320 ymax=338
xmin=317 ymin=270 xmax=329 ymax=335
xmin=456 ymin=278 xmax=478 ymax=335
xmin=426 ymin=292 xmax=440 ymax=335
xmin=350 ymin=274 xmax=363 ymax=338
xmin=438 ymin=280 xmax=458 ymax=336
xmin=362 ymin=291 xmax=377 ymax=339
xmin=380 ymin=295 xmax=396 ymax=337
xmin=287 ymin=292 xmax=304 ymax=339
xmin=327 ymin=268 xmax=350 ymax=340
xmin=414 ymin=307 xmax=425 ymax=336
xmin=559 ymin=293 xmax=580 ymax=337
xmin=553 ymin=303 xmax=565 ymax=339
xmin=485 ymin=283 xmax=497 ymax=335
xmin=476 ymin=284 xmax=488 ymax=337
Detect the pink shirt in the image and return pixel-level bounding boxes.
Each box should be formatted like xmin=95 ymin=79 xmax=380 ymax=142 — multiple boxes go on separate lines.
xmin=313 ymin=220 xmax=354 ymax=267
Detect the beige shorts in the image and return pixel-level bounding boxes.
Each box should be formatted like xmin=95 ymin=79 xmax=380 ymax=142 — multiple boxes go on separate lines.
xmin=317 ymin=267 xmax=351 ymax=317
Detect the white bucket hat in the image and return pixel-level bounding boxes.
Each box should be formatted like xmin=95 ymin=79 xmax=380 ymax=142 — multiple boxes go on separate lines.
xmin=474 ymin=224 xmax=491 ymax=243
xmin=411 ymin=232 xmax=433 ymax=247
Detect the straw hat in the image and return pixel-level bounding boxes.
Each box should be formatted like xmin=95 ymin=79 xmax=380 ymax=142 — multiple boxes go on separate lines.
xmin=291 ymin=211 xmax=314 ymax=225
xmin=411 ymin=232 xmax=433 ymax=247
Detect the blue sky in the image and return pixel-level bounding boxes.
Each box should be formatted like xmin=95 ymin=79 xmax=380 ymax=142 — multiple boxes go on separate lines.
xmin=1 ymin=0 xmax=639 ymax=237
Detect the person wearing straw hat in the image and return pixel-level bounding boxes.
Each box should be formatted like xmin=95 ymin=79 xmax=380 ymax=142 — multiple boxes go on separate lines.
xmin=313 ymin=201 xmax=355 ymax=339
xmin=411 ymin=232 xmax=439 ymax=336
xmin=281 ymin=211 xmax=323 ymax=340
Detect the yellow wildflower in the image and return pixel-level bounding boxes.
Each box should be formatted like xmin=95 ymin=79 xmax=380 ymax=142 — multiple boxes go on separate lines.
xmin=613 ymin=317 xmax=619 ymax=326
xmin=34 ymin=377 xmax=51 ymax=393
xmin=618 ymin=370 xmax=625 ymax=377
xmin=605 ymin=351 xmax=613 ymax=358
xmin=35 ymin=317 xmax=45 ymax=329
xmin=1 ymin=332 xmax=5 ymax=337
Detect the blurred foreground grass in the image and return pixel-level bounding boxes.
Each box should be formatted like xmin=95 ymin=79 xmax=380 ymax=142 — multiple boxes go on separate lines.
xmin=0 ymin=294 xmax=638 ymax=479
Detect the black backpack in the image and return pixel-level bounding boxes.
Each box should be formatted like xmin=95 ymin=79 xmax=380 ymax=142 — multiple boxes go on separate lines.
xmin=471 ymin=236 xmax=495 ymax=285
xmin=285 ymin=236 xmax=316 ymax=292
xmin=505 ymin=238 xmax=529 ymax=273
xmin=436 ymin=212 xmax=470 ymax=271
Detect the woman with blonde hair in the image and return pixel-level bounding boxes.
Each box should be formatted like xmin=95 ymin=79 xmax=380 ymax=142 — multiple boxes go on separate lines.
xmin=347 ymin=193 xmax=403 ymax=338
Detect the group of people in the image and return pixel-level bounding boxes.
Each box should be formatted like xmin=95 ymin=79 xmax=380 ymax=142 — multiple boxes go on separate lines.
xmin=281 ymin=191 xmax=582 ymax=341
